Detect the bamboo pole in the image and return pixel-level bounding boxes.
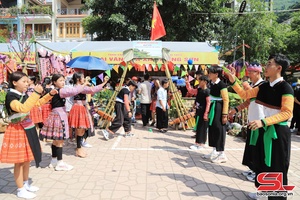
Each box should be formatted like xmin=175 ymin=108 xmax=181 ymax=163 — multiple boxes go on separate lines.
xmin=166 ymin=63 xmax=195 ymax=128
xmin=34 ymin=41 xmax=42 ymax=81
xmin=164 ymin=62 xmax=188 ymax=130
xmin=98 ymin=62 xmax=129 ymax=128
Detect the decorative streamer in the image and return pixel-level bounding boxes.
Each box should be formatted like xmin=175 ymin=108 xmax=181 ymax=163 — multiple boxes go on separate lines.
xmin=105 ymin=70 xmax=111 ymax=77
xmin=91 ymin=77 xmax=96 ymax=85
xmin=188 ymin=75 xmax=194 ymax=82
xmin=181 ymin=70 xmax=187 ymax=77
xmin=113 ymin=65 xmax=119 ymax=73
xmin=98 ymin=73 xmax=103 ymax=82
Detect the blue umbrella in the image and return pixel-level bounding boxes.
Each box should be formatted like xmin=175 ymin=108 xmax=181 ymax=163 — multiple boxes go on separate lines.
xmin=66 ymin=56 xmax=111 ymax=70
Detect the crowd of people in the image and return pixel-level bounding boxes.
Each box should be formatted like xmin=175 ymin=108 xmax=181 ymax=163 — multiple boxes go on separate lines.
xmin=0 ymin=53 xmax=296 ymax=200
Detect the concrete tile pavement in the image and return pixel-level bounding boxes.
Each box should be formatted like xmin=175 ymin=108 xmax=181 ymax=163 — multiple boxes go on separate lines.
xmin=0 ymin=122 xmax=299 ymax=200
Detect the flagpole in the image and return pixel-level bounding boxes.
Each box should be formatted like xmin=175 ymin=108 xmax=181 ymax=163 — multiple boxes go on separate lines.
xmin=242 ymin=39 xmax=245 ymax=68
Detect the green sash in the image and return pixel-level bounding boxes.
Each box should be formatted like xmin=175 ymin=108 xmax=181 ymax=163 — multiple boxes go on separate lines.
xmin=208 ymin=101 xmax=216 ymax=126
xmin=193 ymin=116 xmax=199 ymax=131
xmin=250 ymin=121 xmax=287 ymax=167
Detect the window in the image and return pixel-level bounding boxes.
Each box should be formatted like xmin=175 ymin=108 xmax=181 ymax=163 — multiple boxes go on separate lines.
xmin=65 ymin=22 xmax=80 ymax=38
xmin=59 ymin=23 xmax=64 ymax=37
xmin=34 ymin=24 xmax=51 ymax=34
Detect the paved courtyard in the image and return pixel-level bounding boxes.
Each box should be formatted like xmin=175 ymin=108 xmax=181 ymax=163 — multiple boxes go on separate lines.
xmin=0 ymin=122 xmax=299 ymax=200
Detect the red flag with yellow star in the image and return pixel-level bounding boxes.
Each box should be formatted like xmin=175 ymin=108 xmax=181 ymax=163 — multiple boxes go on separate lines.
xmin=150 ymin=2 xmax=166 ymax=40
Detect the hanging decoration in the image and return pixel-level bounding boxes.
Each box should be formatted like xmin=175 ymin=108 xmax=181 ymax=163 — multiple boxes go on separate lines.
xmin=105 ymin=69 xmax=111 ymax=77
xmin=98 ymin=73 xmax=104 ymax=82
xmin=188 ymin=75 xmax=194 ymax=82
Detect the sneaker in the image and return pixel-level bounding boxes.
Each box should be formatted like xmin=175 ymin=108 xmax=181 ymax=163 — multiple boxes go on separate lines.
xmin=55 ymin=161 xmax=74 ymax=171
xmin=247 ymin=173 xmax=256 ymax=182
xmin=248 ymin=192 xmax=259 ymax=200
xmin=48 ymin=159 xmax=57 ymax=168
xmin=202 ymin=150 xmax=218 ymax=160
xmin=81 ymin=141 xmax=92 ymax=148
xmin=290 ymin=128 xmax=295 ymax=132
xmin=24 ymin=183 xmax=39 ymax=192
xmin=211 ymin=154 xmax=228 ymax=163
xmin=17 ymin=187 xmax=37 ymax=199
xmin=242 ymin=170 xmax=254 ymax=177
xmin=102 ymin=130 xmax=109 ymax=140
xmin=125 ymin=133 xmax=135 ymax=138
xmin=189 ymin=144 xmax=204 ymax=150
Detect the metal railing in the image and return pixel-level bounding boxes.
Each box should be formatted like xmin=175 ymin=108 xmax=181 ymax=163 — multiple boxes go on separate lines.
xmin=57 ymin=8 xmax=88 ymax=15
xmin=35 ymin=32 xmax=52 ymax=40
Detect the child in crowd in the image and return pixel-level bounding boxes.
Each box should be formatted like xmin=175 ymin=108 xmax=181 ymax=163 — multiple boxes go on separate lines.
xmin=0 ymin=71 xmax=57 ymax=199
xmin=102 ymin=80 xmax=137 ymax=139
xmin=203 ymin=66 xmax=229 ymax=163
xmin=190 ymin=75 xmax=210 ymax=150
xmin=68 ymin=72 xmax=109 ymax=157
xmin=41 ymin=77 xmax=53 ymax=124
xmin=40 ymin=74 xmax=85 ymax=170
xmin=27 ymin=76 xmax=43 ymax=129
xmin=156 ymin=79 xmax=170 ymax=133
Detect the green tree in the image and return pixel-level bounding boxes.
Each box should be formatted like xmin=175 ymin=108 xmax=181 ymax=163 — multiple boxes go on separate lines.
xmin=282 ymin=11 xmax=300 ymax=65
xmin=217 ymin=0 xmax=287 ymax=64
xmin=82 ymin=0 xmax=231 ymax=41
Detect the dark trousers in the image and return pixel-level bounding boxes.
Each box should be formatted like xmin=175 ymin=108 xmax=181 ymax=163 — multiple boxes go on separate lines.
xmin=156 ymin=107 xmax=168 ymax=129
xmin=109 ymin=102 xmax=131 ymax=133
xmin=290 ymin=104 xmax=300 ymax=129
xmin=141 ymin=103 xmax=151 ymax=126
xmin=254 ymin=125 xmax=291 ymax=200
xmin=195 ymin=109 xmax=208 ymax=144
xmin=208 ymin=101 xmax=226 ymax=151
xmin=242 ymin=127 xmax=255 ymax=171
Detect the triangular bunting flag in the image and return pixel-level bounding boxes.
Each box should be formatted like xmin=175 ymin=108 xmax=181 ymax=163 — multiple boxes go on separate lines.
xmin=188 ymin=75 xmax=194 ymax=82
xmin=148 ymin=64 xmax=152 ymax=71
xmin=183 ymin=65 xmax=188 ymax=70
xmin=157 ymin=64 xmax=162 ymax=70
xmin=168 ymin=62 xmax=174 ymax=71
xmin=121 ymin=66 xmax=125 ymax=71
xmin=113 ymin=65 xmax=119 ymax=73
xmin=91 ymin=77 xmax=97 ymax=86
xmin=201 ymin=65 xmax=206 ymax=71
xmin=145 ymin=64 xmax=149 ymax=70
xmin=161 ymin=64 xmax=166 ymax=71
xmin=120 ymin=61 xmax=126 ymax=67
xmin=195 ymin=65 xmax=199 ymax=71
xmin=194 ymin=80 xmax=199 ymax=86
xmin=181 ymin=70 xmax=187 ymax=77
xmin=105 ymin=70 xmax=111 ymax=78
xmin=98 ymin=73 xmax=104 ymax=82
xmin=128 ymin=64 xmax=133 ymax=71
xmin=172 ymin=70 xmax=178 ymax=75
xmin=140 ymin=64 xmax=145 ymax=72
xmin=188 ymin=65 xmax=193 ymax=70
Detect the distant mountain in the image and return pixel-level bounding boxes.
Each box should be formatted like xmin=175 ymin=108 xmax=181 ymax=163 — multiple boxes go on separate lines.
xmin=273 ymin=0 xmax=300 ymax=10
